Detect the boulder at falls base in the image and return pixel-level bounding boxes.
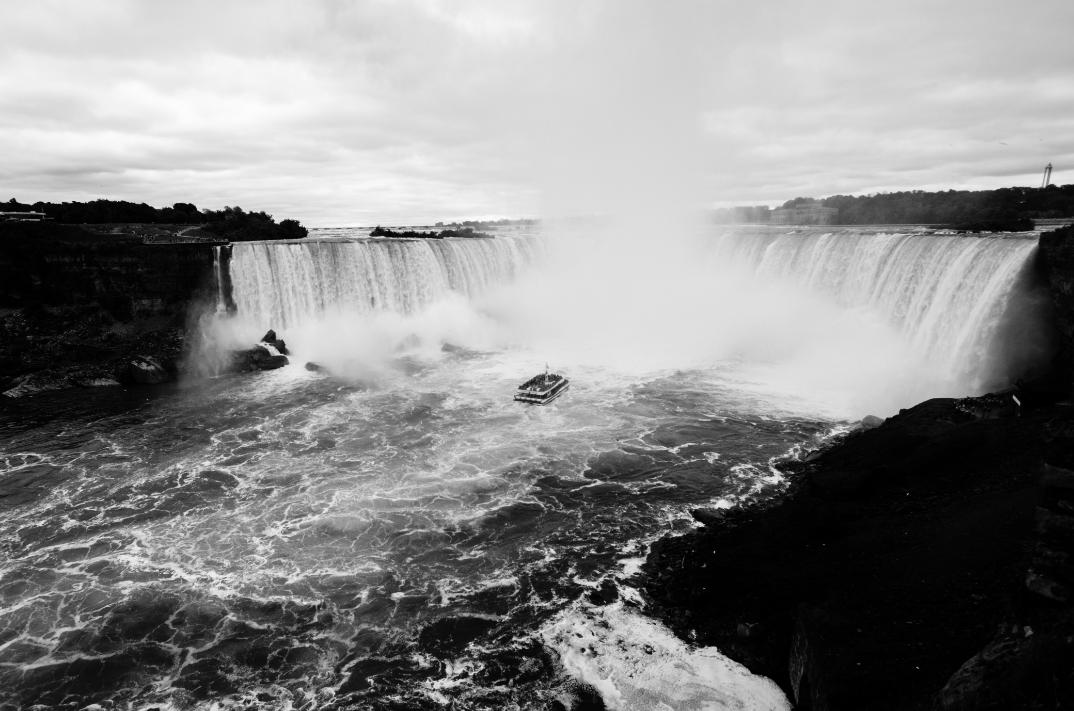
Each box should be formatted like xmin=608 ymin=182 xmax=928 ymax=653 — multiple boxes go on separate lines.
xmin=230 ymin=345 xmax=289 ymax=372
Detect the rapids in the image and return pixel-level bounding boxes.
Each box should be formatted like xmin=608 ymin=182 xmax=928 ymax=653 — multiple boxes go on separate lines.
xmin=0 ymin=225 xmax=1051 ymax=709
xmin=0 ymin=355 xmax=824 ymax=709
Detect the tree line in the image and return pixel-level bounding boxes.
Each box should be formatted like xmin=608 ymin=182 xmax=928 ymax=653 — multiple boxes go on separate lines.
xmin=3 ymin=198 xmax=307 ymax=240
xmin=715 ymin=184 xmax=1074 ymax=228
xmin=806 ymin=185 xmax=1074 ymax=225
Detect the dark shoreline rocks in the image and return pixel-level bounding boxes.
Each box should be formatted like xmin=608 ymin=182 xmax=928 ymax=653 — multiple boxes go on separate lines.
xmin=229 ymin=345 xmax=288 ymax=372
xmin=0 ymin=308 xmax=187 ymax=398
xmin=226 ymin=329 xmax=291 ymax=373
xmin=115 ymin=354 xmax=174 ymax=385
xmin=643 ymin=395 xmax=1074 ymax=710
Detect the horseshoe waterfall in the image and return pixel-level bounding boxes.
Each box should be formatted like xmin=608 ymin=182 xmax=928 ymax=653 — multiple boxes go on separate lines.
xmin=0 ymin=226 xmax=1057 ymax=711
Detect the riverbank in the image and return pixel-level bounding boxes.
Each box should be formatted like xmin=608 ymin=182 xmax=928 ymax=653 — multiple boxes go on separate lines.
xmin=642 ymin=225 xmax=1074 ymax=710
xmin=644 ymin=395 xmax=1073 ymax=709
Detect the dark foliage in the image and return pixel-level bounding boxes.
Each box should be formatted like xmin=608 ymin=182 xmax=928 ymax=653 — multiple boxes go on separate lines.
xmin=817 ymin=185 xmax=1074 ymax=226
xmin=3 ymin=198 xmax=307 ymax=240
xmin=433 ymin=218 xmax=538 ymax=229
xmin=370 ymin=225 xmax=492 ymax=239
xmin=200 ymin=206 xmax=308 ymax=241
xmin=714 ymin=185 xmax=1074 ymax=228
xmin=4 ymin=198 xmax=204 ymax=224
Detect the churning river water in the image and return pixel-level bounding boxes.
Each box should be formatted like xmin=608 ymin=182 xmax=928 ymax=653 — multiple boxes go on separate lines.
xmin=0 ymin=226 xmax=1048 ymax=709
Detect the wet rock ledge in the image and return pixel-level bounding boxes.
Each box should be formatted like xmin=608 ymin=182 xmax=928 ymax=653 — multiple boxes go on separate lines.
xmin=645 ymin=394 xmax=1074 ymax=709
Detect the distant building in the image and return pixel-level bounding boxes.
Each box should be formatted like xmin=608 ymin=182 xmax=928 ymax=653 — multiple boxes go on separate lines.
xmin=770 ymin=201 xmax=839 ymax=225
xmin=0 ymin=211 xmax=48 ymax=222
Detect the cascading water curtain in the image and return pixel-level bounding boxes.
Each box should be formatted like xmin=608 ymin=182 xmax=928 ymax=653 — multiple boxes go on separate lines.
xmin=228 ymin=236 xmax=539 ymax=328
xmin=709 ymin=228 xmax=1043 ymax=391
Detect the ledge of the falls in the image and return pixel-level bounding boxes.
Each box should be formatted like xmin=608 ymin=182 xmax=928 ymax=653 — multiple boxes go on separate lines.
xmin=642 ymin=226 xmax=1074 ymax=711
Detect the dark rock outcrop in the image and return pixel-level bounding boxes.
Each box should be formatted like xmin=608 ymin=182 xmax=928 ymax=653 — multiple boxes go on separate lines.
xmin=859 ymin=414 xmax=884 ymax=430
xmin=0 ymin=223 xmax=219 ymax=396
xmin=1039 ymin=225 xmax=1074 ymax=394
xmin=260 ymin=329 xmax=289 ymax=355
xmin=644 ymin=395 xmax=1074 ymax=710
xmin=230 ymin=345 xmax=288 ymax=372
xmin=226 ymin=330 xmax=292 ymax=373
xmin=115 ymin=355 xmax=173 ymax=385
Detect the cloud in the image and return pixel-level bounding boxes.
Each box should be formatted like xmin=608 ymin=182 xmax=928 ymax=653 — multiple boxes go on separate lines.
xmin=1 ymin=0 xmax=1072 ymax=224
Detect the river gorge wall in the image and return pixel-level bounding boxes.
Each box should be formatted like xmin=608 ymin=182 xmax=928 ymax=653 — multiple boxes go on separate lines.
xmin=0 ymin=224 xmax=220 ymax=396
xmin=1040 ymin=225 xmax=1074 ymax=393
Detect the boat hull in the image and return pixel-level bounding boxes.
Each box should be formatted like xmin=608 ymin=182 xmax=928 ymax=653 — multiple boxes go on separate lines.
xmin=514 ymin=378 xmax=569 ymax=405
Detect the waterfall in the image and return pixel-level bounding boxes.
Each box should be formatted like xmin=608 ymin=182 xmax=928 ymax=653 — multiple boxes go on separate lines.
xmin=709 ymin=228 xmax=1047 ymax=390
xmin=218 ymin=226 xmax=1048 ymax=402
xmin=229 ymin=235 xmax=538 ymax=328
xmin=211 ymin=245 xmax=235 ymax=315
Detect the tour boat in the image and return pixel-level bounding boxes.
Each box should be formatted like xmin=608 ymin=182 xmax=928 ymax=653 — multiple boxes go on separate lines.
xmin=514 ymin=368 xmax=569 ymax=405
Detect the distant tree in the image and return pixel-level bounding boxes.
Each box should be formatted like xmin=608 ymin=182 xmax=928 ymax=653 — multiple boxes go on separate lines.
xmin=5 ymin=197 xmax=307 ymax=237
xmin=278 ymin=219 xmax=308 ymax=239
xmin=4 ymin=198 xmax=33 ymax=212
xmin=723 ymin=185 xmax=1074 ymax=228
xmin=201 ymin=206 xmax=308 ymax=240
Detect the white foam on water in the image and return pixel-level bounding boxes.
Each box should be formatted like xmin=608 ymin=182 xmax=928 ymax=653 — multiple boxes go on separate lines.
xmin=541 ymin=602 xmax=790 ymax=711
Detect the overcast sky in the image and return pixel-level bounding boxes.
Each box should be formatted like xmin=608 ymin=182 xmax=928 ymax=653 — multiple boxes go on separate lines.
xmin=2 ymin=0 xmax=1073 ymax=226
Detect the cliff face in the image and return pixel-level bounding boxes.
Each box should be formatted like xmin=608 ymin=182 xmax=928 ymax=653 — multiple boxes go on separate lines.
xmin=0 ymin=224 xmax=220 ymax=395
xmin=646 ymin=396 xmax=1074 ymax=711
xmin=0 ymin=224 xmax=218 ymax=315
xmin=1039 ymin=225 xmax=1074 ymax=393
